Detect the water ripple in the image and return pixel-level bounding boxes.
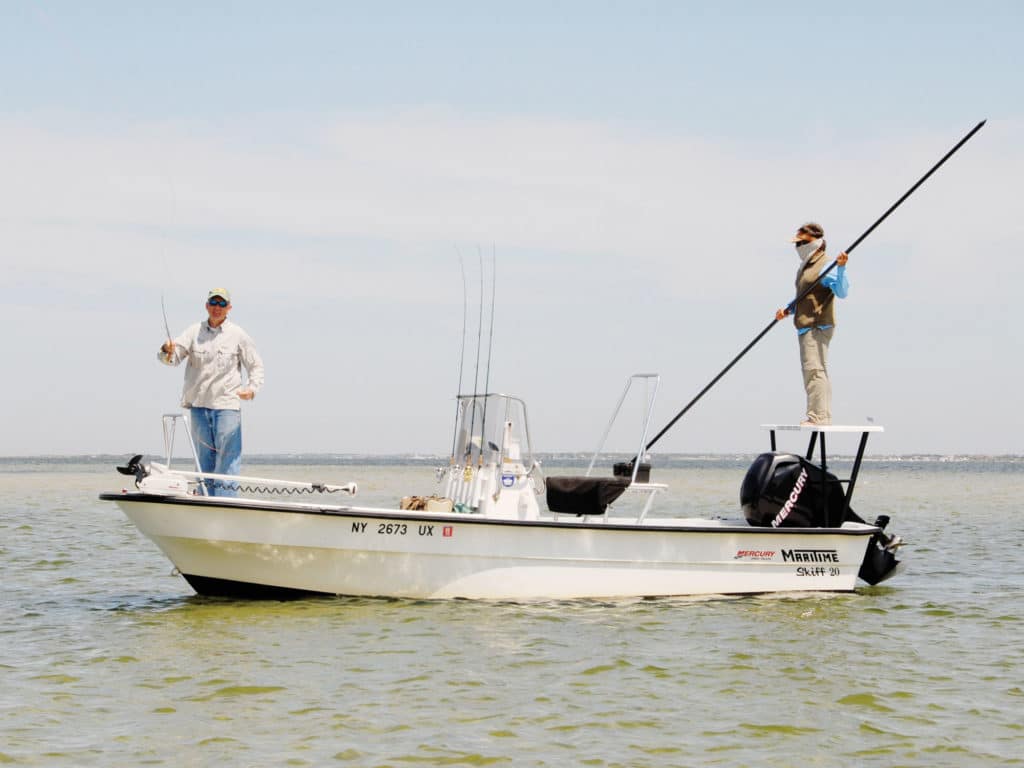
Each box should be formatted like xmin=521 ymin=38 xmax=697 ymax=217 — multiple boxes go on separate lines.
xmin=1 ymin=464 xmax=1022 ymax=765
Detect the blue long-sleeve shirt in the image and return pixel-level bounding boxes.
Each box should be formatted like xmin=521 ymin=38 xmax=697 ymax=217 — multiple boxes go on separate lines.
xmin=794 ymin=264 xmax=848 ymax=336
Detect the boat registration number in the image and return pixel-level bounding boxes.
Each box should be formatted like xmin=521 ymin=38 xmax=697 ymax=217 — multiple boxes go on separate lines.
xmin=350 ymin=521 xmax=453 ymax=537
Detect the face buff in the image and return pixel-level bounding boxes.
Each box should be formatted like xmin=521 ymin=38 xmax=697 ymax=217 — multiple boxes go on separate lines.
xmin=795 ymin=238 xmax=824 ymax=265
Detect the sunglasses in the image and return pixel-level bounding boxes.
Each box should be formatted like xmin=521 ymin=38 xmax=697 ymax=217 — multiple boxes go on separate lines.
xmin=207 ymin=298 xmax=229 ymax=307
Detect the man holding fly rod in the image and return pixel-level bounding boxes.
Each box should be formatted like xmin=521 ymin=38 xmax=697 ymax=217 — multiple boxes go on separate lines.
xmin=775 ymin=223 xmax=849 ymax=426
xmin=159 ymin=288 xmax=265 ymax=496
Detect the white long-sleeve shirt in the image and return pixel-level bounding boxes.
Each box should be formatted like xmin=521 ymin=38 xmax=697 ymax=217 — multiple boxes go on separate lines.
xmin=158 ymin=319 xmax=264 ymax=410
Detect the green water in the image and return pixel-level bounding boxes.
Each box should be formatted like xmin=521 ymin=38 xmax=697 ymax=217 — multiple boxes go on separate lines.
xmin=1 ymin=460 xmax=1021 ymax=766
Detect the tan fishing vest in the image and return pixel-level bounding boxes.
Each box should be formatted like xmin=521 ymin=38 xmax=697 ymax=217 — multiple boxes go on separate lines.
xmin=794 ymin=247 xmax=836 ymax=329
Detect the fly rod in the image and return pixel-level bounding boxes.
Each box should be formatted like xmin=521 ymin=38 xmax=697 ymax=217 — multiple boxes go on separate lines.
xmin=645 ymin=119 xmax=987 ymax=452
xmin=159 ymin=172 xmax=179 ymax=363
xmin=161 ymin=292 xmax=174 ymax=362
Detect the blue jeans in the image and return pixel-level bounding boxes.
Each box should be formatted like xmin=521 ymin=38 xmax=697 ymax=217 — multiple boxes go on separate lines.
xmin=190 ymin=407 xmax=242 ymax=497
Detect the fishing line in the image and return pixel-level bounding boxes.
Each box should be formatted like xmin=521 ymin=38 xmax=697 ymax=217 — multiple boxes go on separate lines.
xmin=158 ymin=171 xmax=179 ymax=362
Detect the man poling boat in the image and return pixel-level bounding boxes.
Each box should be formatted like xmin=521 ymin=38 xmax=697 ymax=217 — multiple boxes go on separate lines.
xmin=775 ymin=222 xmax=849 ymax=427
xmin=640 ymin=120 xmax=987 ymax=456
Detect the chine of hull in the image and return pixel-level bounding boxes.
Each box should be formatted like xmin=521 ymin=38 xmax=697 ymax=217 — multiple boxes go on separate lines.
xmin=108 ymin=494 xmax=876 ymax=600
xmin=181 ymin=574 xmax=320 ymax=600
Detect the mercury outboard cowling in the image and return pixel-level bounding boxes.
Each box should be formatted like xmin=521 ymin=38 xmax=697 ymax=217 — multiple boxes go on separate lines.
xmin=740 ymin=452 xmax=850 ymax=528
xmin=741 ymin=451 xmax=903 ymax=585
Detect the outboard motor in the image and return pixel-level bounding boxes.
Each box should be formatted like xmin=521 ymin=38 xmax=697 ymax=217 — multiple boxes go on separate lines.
xmin=741 ymin=452 xmax=903 ymax=585
xmin=740 ymin=452 xmax=849 ymax=528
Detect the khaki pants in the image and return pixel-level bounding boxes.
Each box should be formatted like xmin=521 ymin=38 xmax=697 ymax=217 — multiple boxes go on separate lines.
xmin=799 ymin=327 xmax=834 ymax=425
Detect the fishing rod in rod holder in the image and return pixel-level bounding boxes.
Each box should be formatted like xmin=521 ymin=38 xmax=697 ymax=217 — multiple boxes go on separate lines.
xmin=477 ymin=246 xmax=498 ymax=468
xmin=447 ymin=253 xmax=469 ymax=466
xmin=644 ymin=119 xmax=987 ymax=453
xmin=447 ymin=247 xmax=500 ymax=480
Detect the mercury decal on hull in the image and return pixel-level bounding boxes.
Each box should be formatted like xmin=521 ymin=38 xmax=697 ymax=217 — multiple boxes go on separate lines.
xmin=734 ymin=550 xmax=776 ymax=561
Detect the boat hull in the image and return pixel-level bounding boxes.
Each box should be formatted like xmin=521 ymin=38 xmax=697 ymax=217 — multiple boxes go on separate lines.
xmin=102 ymin=493 xmax=881 ymax=600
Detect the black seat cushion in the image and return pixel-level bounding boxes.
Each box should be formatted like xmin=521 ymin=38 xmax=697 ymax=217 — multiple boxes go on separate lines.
xmin=546 ymin=476 xmax=631 ymax=516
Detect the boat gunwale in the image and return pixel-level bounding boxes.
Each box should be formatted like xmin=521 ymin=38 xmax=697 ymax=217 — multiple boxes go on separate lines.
xmin=99 ymin=492 xmax=880 ymax=536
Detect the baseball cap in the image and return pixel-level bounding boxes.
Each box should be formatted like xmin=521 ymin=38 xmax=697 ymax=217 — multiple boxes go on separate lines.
xmin=790 ymin=223 xmax=824 ymax=242
xmin=207 ymin=288 xmax=231 ymax=302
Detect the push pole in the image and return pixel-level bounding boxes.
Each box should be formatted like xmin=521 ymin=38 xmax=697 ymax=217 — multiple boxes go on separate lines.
xmin=644 ymin=120 xmax=986 ymax=452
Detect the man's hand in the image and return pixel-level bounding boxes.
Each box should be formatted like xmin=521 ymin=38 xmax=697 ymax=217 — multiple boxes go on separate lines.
xmin=238 ymin=389 xmax=255 ymax=401
xmin=161 ymin=341 xmax=175 ymax=361
xmin=837 ymin=251 xmax=849 ymax=266
xmin=775 ymin=307 xmax=790 ymax=321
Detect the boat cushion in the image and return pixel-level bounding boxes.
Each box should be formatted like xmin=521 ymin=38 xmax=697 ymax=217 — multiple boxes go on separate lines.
xmin=545 ymin=476 xmax=631 ymax=516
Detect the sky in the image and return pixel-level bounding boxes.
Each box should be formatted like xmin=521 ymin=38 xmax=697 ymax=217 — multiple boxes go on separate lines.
xmin=1 ymin=1 xmax=1021 ymax=458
